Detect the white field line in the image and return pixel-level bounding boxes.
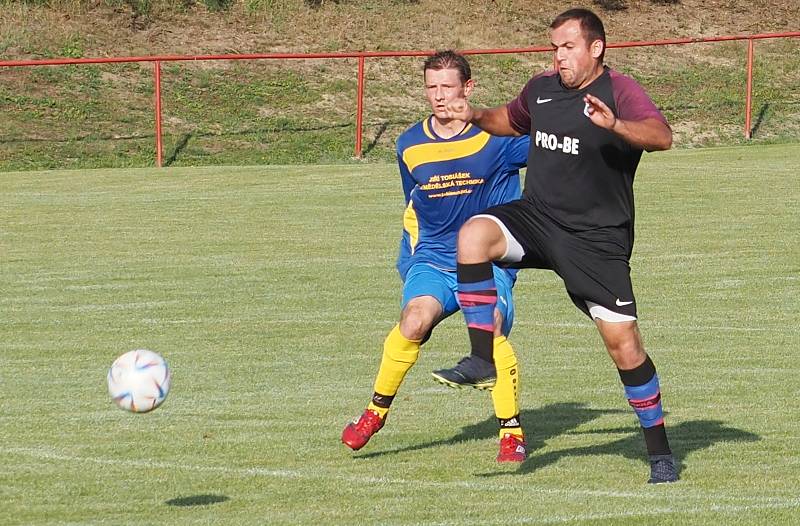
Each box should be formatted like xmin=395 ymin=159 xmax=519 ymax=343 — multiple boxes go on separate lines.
xmin=3 ymin=446 xmax=798 ymax=511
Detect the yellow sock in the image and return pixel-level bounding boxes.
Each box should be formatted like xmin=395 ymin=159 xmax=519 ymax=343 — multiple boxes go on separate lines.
xmin=490 ymin=335 xmax=523 ymax=439
xmin=368 ymin=324 xmax=421 ymax=418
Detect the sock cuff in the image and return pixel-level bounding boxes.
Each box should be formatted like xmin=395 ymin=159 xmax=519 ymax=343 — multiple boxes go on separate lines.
xmin=457 ymin=262 xmax=494 ymax=283
xmin=370 ymin=392 xmax=395 ymax=409
xmin=387 ymin=324 xmax=422 ymax=344
xmin=498 ymin=414 xmax=522 ymax=429
xmin=618 ymin=354 xmax=656 ymax=386
xmin=384 ymin=325 xmax=421 ymax=362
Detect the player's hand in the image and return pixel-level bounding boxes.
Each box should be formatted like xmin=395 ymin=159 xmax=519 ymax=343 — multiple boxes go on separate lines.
xmin=443 ymin=97 xmax=474 ymax=122
xmin=583 ymin=93 xmax=617 ymax=130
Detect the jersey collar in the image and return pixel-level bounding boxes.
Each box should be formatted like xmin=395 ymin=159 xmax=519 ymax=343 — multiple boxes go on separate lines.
xmin=424 ymin=115 xmax=472 ymax=140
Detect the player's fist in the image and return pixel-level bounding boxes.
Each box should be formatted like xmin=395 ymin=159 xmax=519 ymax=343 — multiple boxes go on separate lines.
xmin=443 ymin=97 xmax=474 ymax=122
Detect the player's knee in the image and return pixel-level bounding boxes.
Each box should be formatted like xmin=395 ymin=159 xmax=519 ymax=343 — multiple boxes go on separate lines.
xmin=606 ymin=334 xmax=645 ymax=369
xmin=458 ymin=217 xmax=505 ymax=262
xmin=399 ymin=306 xmax=434 ymax=340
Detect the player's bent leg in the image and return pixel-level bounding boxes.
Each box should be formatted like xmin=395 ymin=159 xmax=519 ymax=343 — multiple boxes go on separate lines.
xmin=596 ymin=318 xmax=677 ymax=483
xmin=432 ymin=218 xmax=509 ymax=388
xmin=431 ymin=270 xmax=499 ymax=388
xmin=491 ymin=287 xmax=526 ymax=462
xmin=342 ymin=325 xmax=420 ymax=451
xmin=398 ymin=295 xmax=443 ymax=341
xmin=457 ymin=215 xmax=508 ymax=264
xmin=595 ymin=318 xmax=646 ymax=371
xmin=456 ymin=217 xmax=508 ymax=360
xmin=343 ymin=297 xmax=440 ymax=451
xmin=491 ymin=335 xmax=526 ymax=462
xmin=370 ymin=324 xmax=423 ymax=413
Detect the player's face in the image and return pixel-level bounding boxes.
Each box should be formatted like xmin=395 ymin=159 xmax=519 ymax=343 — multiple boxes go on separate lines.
xmin=551 ymin=19 xmax=603 ymax=89
xmin=424 ymin=67 xmax=473 ymax=120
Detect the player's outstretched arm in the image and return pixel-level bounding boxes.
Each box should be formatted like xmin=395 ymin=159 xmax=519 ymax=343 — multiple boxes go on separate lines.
xmin=444 ymin=99 xmax=521 ymax=137
xmin=583 ymin=94 xmax=672 ymax=152
xmin=472 ymin=105 xmax=521 ymax=137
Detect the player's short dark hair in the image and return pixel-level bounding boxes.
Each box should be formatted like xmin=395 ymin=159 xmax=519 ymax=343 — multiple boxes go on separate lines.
xmin=423 ymin=50 xmax=471 ymax=84
xmin=550 ymin=8 xmax=606 ymax=60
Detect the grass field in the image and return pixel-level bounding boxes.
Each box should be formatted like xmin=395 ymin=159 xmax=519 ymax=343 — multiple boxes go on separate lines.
xmin=1 ymin=143 xmax=799 ymax=525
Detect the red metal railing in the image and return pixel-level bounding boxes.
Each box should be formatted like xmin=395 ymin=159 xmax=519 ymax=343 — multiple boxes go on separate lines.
xmin=2 ymin=31 xmax=799 ymax=166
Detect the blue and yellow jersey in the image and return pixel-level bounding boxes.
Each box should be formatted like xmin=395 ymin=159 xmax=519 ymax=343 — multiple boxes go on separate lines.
xmin=395 ymin=116 xmax=530 ymax=279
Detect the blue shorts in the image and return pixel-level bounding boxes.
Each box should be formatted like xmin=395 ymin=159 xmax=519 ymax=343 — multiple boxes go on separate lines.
xmin=401 ymin=263 xmax=515 ymax=336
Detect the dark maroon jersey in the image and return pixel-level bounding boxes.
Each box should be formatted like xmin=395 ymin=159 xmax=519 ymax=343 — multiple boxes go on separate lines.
xmin=506 ymin=67 xmax=667 ymax=236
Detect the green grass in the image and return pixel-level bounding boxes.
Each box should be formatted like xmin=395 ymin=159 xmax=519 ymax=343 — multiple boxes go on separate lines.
xmin=1 ymin=143 xmax=799 ymax=524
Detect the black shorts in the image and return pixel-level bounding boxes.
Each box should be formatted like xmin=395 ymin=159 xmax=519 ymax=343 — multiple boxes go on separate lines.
xmin=481 ymin=199 xmax=637 ymax=320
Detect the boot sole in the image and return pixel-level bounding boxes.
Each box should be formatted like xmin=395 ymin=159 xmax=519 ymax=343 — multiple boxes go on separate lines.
xmin=431 ymin=372 xmax=496 ymax=390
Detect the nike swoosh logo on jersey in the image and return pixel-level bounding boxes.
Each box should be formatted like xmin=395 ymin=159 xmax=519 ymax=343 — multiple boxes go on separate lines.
xmin=615 ymin=299 xmax=634 ymax=306
xmin=536 ymin=97 xmax=553 ymax=104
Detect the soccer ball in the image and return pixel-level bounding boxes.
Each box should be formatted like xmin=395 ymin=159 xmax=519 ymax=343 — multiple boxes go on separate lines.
xmin=107 ymin=349 xmax=171 ymax=413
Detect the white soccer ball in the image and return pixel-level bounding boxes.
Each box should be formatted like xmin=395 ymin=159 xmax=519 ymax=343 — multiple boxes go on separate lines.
xmin=107 ymin=349 xmax=171 ymax=413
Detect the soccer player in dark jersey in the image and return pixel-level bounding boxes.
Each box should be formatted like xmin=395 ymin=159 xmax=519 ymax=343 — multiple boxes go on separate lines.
xmin=342 ymin=51 xmax=531 ymax=462
xmin=430 ymin=9 xmax=678 ymax=483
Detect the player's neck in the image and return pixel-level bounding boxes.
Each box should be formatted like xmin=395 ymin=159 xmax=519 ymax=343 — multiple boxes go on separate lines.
xmin=575 ymin=63 xmax=606 ymax=90
xmin=431 ymin=116 xmax=467 ymax=139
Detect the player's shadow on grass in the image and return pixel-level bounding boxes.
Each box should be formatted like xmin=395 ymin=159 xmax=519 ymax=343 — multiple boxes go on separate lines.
xmin=356 ymin=403 xmax=761 ymax=481
xmin=356 ymin=402 xmax=622 ymax=460
xmin=479 ymin=418 xmax=760 ymax=478
xmin=165 ymin=494 xmax=229 ymax=507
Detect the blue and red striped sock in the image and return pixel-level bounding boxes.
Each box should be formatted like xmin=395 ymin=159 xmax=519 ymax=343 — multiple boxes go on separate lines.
xmin=619 ymin=355 xmax=671 ymax=456
xmin=457 ymin=262 xmax=496 ymax=364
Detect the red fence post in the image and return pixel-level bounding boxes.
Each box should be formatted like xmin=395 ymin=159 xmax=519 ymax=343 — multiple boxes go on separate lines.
xmin=744 ymin=39 xmax=754 ymax=139
xmin=154 ymin=60 xmax=164 ymax=167
xmin=355 ymin=55 xmax=365 ymax=159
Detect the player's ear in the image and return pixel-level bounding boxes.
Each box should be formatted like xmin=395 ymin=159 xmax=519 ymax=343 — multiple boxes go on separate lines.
xmin=463 ymin=78 xmax=475 ymax=97
xmin=590 ymin=39 xmax=604 ymax=60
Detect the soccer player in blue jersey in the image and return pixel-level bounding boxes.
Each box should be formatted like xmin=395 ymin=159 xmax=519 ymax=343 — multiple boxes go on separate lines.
xmin=341 ymin=51 xmax=531 ymax=462
xmin=432 ymin=9 xmax=678 ymax=483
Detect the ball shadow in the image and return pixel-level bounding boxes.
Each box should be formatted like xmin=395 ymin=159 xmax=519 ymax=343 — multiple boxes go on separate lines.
xmin=165 ymin=494 xmax=230 ymax=507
